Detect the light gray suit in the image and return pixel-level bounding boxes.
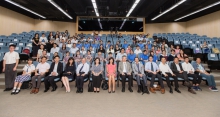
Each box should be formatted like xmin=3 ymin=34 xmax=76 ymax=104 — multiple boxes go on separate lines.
xmin=132 ymin=62 xmax=147 ymax=86
xmin=118 ymin=61 xmax=132 ymax=88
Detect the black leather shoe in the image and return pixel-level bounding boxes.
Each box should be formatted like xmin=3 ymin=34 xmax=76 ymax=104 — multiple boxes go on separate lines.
xmin=144 ymin=87 xmax=150 ymax=94
xmin=76 ymin=89 xmax=79 ymax=93
xmin=15 ymin=90 xmax=20 ymax=95
xmin=169 ymin=88 xmax=173 ymax=94
xmin=44 ymin=89 xmax=49 ymax=92
xmin=129 ymin=88 xmax=133 ymax=92
xmin=122 ymin=87 xmax=125 ymax=92
xmin=51 ymin=87 xmax=57 ymax=92
xmin=80 ymin=88 xmax=83 ymax=93
xmin=175 ymin=88 xmax=181 ymax=93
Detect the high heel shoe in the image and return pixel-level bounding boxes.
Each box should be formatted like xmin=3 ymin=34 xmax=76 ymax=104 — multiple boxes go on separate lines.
xmin=94 ymin=91 xmax=96 ymax=93
xmin=97 ymin=91 xmax=100 ymax=93
xmin=108 ymin=91 xmax=111 ymax=93
xmin=112 ymin=91 xmax=115 ymax=93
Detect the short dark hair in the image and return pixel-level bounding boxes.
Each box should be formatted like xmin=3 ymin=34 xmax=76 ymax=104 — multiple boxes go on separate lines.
xmin=174 ymin=57 xmax=179 ymax=60
xmin=171 ymin=49 xmax=175 ymax=52
xmin=28 ymin=58 xmax=33 ymax=61
xmin=9 ymin=44 xmax=16 ymax=48
xmin=161 ymin=57 xmax=166 ymax=60
xmin=41 ymin=56 xmax=47 ymax=60
xmin=53 ymin=55 xmax=60 ymax=59
xmin=149 ymin=56 xmax=153 ymax=58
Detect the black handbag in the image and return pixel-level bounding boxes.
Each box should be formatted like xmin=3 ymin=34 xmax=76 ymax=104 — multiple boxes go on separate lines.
xmin=88 ymin=81 xmax=94 ymax=92
xmin=101 ymin=80 xmax=108 ymax=90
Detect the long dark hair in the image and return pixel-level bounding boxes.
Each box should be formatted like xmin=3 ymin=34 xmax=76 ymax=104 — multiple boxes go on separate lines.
xmin=62 ymin=44 xmax=66 ymax=50
xmin=94 ymin=57 xmax=101 ymax=65
xmin=108 ymin=57 xmax=114 ymax=65
xmin=179 ymin=49 xmax=184 ymax=58
xmin=34 ymin=33 xmax=39 ymax=38
xmin=67 ymin=57 xmax=75 ymax=66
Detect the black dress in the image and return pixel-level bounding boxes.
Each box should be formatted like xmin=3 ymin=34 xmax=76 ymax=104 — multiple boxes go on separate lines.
xmin=63 ymin=64 xmax=76 ymax=79
xmin=32 ymin=37 xmax=40 ymax=56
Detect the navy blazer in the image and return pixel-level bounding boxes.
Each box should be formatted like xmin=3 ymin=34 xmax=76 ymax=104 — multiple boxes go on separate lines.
xmin=49 ymin=62 xmax=63 ymax=77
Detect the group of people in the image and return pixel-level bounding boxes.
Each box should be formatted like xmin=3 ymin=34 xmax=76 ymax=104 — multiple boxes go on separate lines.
xmin=2 ymin=31 xmax=218 ymax=95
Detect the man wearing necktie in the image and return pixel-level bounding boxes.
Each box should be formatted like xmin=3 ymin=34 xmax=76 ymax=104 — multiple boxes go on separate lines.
xmin=145 ymin=56 xmax=165 ymax=94
xmin=76 ymin=58 xmax=89 ymax=93
xmin=132 ymin=57 xmax=149 ymax=94
xmin=118 ymin=55 xmax=133 ymax=92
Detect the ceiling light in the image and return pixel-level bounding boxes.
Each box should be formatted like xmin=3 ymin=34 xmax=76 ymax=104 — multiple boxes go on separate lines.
xmin=98 ymin=18 xmax=102 ymax=29
xmin=5 ymin=0 xmax=46 ymax=19
xmin=91 ymin=0 xmax=99 ymax=17
xmin=48 ymin=0 xmax=73 ymax=19
xmin=120 ymin=19 xmax=127 ymax=29
xmin=175 ymin=1 xmax=220 ymax=21
xmin=126 ymin=0 xmax=141 ymax=17
xmin=151 ymin=0 xmax=186 ymax=21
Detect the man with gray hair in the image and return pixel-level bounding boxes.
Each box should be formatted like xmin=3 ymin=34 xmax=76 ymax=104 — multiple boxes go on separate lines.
xmin=118 ymin=55 xmax=133 ymax=92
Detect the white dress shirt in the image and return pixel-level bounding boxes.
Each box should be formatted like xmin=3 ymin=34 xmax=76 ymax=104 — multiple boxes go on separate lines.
xmin=50 ymin=47 xmax=60 ymax=54
xmin=182 ymin=62 xmax=195 ymax=74
xmin=123 ymin=62 xmax=127 ymax=72
xmin=76 ymin=63 xmax=89 ymax=74
xmin=70 ymin=47 xmax=79 ymax=54
xmin=159 ymin=63 xmax=173 ymax=75
xmin=107 ymin=49 xmax=115 ymax=54
xmin=23 ymin=64 xmax=35 ymax=75
xmin=50 ymin=63 xmax=58 ymax=76
xmin=3 ymin=51 xmax=20 ymax=64
xmin=134 ymin=49 xmax=142 ymax=55
xmin=175 ymin=63 xmax=181 ymax=71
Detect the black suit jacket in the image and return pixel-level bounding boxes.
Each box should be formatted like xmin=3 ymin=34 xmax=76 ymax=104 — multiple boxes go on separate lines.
xmin=170 ymin=62 xmax=183 ymax=74
xmin=49 ymin=62 xmax=63 ymax=77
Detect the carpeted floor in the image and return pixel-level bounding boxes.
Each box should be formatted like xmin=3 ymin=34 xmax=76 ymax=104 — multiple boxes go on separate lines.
xmin=0 ymin=82 xmax=220 ymax=117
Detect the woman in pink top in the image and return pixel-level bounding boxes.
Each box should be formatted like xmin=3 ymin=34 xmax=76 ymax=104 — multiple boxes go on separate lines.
xmin=126 ymin=45 xmax=131 ymax=54
xmin=106 ymin=57 xmax=116 ymax=93
xmin=155 ymin=47 xmax=161 ymax=55
xmin=175 ymin=45 xmax=180 ymax=54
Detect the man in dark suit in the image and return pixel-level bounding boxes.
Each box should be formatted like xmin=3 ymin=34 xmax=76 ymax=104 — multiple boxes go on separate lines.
xmin=44 ymin=56 xmax=63 ymax=92
xmin=170 ymin=57 xmax=196 ymax=94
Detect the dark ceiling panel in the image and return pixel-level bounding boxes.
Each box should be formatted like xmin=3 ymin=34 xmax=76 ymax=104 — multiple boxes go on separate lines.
xmin=0 ymin=0 xmax=220 ymax=23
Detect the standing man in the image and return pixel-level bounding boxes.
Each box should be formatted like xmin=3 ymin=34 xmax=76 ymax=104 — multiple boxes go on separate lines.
xmin=118 ymin=55 xmax=133 ymax=92
xmin=3 ymin=45 xmax=20 ymax=91
xmin=44 ymin=56 xmax=63 ymax=92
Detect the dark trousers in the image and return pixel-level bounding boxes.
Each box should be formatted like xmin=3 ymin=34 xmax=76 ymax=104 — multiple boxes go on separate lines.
xmin=76 ymin=74 xmax=88 ymax=89
xmin=44 ymin=76 xmax=58 ymax=89
xmin=120 ymin=73 xmax=132 ymax=88
xmin=187 ymin=73 xmax=202 ymax=85
xmin=92 ymin=74 xmax=102 ymax=88
xmin=32 ymin=46 xmax=39 ymax=56
xmin=163 ymin=72 xmax=179 ymax=89
xmin=175 ymin=71 xmax=192 ymax=88
xmin=5 ymin=63 xmax=17 ymax=88
xmin=148 ymin=73 xmax=164 ymax=88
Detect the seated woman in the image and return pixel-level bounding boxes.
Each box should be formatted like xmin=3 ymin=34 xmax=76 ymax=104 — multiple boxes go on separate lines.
xmin=60 ymin=44 xmax=68 ymax=55
xmin=37 ymin=44 xmax=45 ymax=59
xmin=149 ymin=51 xmax=158 ymax=62
xmin=37 ymin=50 xmax=48 ymax=62
xmin=52 ymin=52 xmax=59 ymax=61
xmin=62 ymin=57 xmax=76 ymax=92
xmin=11 ymin=58 xmax=35 ymax=95
xmin=155 ymin=47 xmax=162 ymax=56
xmin=115 ymin=44 xmax=121 ymax=55
xmin=160 ymin=50 xmax=168 ymax=61
xmin=89 ymin=46 xmax=95 ymax=54
xmin=140 ymin=50 xmax=149 ymax=64
xmin=168 ymin=44 xmax=175 ymax=53
xmin=74 ymin=50 xmax=83 ymax=65
xmin=105 ymin=52 xmax=114 ymax=62
xmin=126 ymin=45 xmax=132 ymax=54
xmin=106 ymin=57 xmax=116 ymax=93
xmin=85 ymin=50 xmax=93 ymax=63
xmin=127 ymin=49 xmax=136 ymax=63
xmin=107 ymin=45 xmax=115 ymax=54
xmin=63 ymin=51 xmax=70 ymax=65
xmin=177 ymin=49 xmax=188 ymax=61
xmin=175 ymin=45 xmax=181 ymax=55
xmin=200 ymin=41 xmax=210 ymax=53
xmin=80 ymin=46 xmax=87 ymax=56
xmin=91 ymin=57 xmax=104 ymax=93
xmin=66 ymin=40 xmax=72 ymax=48
xmin=168 ymin=49 xmax=176 ymax=61
xmin=97 ymin=44 xmax=105 ymax=54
